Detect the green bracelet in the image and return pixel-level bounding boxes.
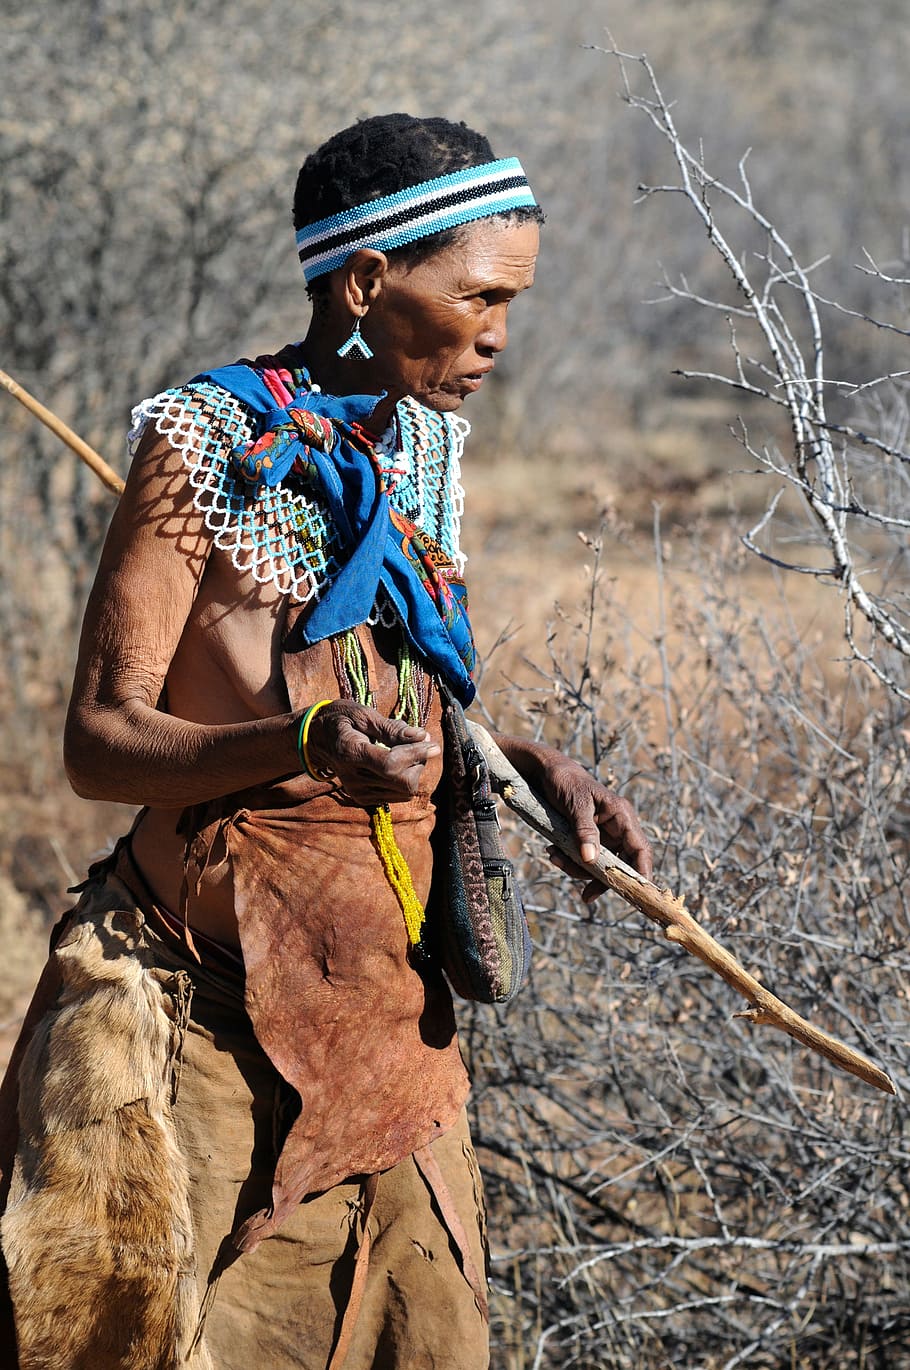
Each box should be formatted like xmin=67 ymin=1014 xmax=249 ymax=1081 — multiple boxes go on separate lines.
xmin=296 ymin=700 xmax=335 ymax=780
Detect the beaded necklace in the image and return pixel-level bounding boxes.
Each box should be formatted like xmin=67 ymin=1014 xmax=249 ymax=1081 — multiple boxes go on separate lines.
xmin=129 ymin=367 xmax=468 ymax=609
xmin=131 ymin=357 xmax=464 ymax=945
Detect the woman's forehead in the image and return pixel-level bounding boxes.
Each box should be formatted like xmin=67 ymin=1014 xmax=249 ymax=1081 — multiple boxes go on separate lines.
xmin=421 ymin=218 xmax=540 ymax=290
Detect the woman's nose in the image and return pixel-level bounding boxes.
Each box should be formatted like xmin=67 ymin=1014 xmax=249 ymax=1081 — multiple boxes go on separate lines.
xmin=478 ymin=305 xmax=508 ymax=354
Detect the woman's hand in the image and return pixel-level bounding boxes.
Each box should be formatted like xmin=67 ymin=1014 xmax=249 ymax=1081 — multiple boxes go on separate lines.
xmin=538 ymin=755 xmax=652 ymax=901
xmin=492 ymin=734 xmax=653 ymax=902
xmin=305 ymin=700 xmax=440 ymax=806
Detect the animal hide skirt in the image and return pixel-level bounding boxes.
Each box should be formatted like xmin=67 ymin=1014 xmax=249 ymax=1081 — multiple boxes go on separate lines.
xmin=0 ymin=856 xmax=490 ymax=1369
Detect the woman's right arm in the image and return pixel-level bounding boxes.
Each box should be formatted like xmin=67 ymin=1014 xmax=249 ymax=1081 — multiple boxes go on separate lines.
xmin=64 ymin=423 xmax=437 ymax=808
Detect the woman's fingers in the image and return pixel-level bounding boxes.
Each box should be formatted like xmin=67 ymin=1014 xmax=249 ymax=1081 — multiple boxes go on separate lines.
xmin=589 ymin=792 xmax=653 ymax=880
xmin=547 ymin=845 xmax=606 ymax=902
xmin=305 ymin=701 xmax=440 ymax=803
xmin=537 ymin=756 xmax=654 ymax=890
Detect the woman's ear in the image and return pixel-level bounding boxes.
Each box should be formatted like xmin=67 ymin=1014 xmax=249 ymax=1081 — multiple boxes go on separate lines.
xmin=341 ymin=249 xmax=389 ymax=314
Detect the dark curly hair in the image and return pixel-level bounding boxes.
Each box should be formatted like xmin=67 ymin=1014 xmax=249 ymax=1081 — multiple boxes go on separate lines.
xmin=293 ymin=113 xmax=543 ymax=298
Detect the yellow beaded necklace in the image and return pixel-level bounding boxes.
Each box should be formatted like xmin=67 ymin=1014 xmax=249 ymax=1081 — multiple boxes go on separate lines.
xmin=332 ymin=627 xmax=430 ymax=952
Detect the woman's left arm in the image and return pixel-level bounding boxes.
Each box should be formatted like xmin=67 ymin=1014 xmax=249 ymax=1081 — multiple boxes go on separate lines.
xmin=491 ymin=732 xmax=653 ymax=899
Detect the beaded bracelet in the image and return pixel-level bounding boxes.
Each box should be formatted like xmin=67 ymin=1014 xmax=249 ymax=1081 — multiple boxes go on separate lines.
xmin=296 ymin=699 xmax=335 ymax=781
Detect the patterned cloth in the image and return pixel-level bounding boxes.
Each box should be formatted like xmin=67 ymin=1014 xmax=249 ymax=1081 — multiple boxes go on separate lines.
xmin=192 ymin=358 xmax=477 ymax=702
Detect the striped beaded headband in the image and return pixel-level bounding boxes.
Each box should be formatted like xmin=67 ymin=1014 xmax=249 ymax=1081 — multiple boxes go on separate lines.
xmin=296 ymin=157 xmax=537 ymax=282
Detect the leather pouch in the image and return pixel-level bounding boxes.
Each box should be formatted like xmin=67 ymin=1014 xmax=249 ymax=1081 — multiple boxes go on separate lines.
xmin=426 ymin=683 xmax=531 ymax=1003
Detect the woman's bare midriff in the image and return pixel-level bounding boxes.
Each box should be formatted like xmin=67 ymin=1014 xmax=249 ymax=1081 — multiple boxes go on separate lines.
xmin=131 ymin=550 xmax=294 ymax=950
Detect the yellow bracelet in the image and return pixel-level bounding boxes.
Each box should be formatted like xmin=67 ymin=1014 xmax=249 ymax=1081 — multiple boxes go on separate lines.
xmin=296 ymin=699 xmax=335 ymax=780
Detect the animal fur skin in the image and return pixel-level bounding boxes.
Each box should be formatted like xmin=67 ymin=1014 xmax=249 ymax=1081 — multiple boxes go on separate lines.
xmin=1 ymin=894 xmax=214 ymax=1369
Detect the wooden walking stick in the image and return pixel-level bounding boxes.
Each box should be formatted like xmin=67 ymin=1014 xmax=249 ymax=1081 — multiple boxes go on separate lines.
xmin=469 ymin=723 xmax=897 ymax=1097
xmin=0 ymin=367 xmax=125 ymax=495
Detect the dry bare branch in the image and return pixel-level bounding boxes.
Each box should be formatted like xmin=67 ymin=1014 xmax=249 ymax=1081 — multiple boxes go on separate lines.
xmin=0 ymin=369 xmax=124 ymax=496
xmin=471 ymin=723 xmax=896 ymax=1096
xmin=598 ymin=42 xmax=910 ymax=700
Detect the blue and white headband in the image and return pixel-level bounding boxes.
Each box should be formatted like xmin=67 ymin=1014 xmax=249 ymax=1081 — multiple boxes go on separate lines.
xmin=296 ymin=157 xmax=538 ymax=283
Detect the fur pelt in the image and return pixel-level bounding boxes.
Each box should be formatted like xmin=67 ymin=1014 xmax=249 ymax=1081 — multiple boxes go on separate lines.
xmin=1 ymin=895 xmax=214 ymax=1369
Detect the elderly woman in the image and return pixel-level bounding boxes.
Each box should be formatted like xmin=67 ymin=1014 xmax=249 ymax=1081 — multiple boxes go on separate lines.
xmin=0 ymin=115 xmax=650 ymax=1369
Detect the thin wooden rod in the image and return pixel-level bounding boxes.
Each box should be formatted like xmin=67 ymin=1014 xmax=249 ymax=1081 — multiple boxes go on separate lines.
xmin=1 ymin=367 xmax=125 ymax=496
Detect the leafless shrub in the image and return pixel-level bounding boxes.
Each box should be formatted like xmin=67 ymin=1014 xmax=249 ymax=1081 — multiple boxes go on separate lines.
xmin=465 ymin=527 xmax=910 ymax=1369
xmin=600 ymin=43 xmax=910 ymax=702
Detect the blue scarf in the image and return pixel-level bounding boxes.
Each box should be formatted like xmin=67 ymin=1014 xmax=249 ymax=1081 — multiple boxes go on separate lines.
xmin=193 ymin=362 xmax=476 ymax=704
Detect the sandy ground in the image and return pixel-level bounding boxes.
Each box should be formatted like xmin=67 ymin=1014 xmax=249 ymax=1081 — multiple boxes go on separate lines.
xmin=460 ymin=436 xmax=845 ymax=706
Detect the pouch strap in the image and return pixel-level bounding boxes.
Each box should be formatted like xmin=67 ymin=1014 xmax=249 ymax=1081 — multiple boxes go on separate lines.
xmin=326 ymin=1171 xmax=381 ymax=1370
xmin=413 ymin=1144 xmax=490 ymax=1323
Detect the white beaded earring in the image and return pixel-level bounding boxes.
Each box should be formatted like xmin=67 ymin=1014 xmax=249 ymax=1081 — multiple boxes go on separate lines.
xmin=336 ymin=315 xmax=374 ymax=361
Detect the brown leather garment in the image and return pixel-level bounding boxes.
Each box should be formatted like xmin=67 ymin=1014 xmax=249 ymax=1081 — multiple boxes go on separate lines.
xmin=182 ymin=614 xmax=470 ymax=1252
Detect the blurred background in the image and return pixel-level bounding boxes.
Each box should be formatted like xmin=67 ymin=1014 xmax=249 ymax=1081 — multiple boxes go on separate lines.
xmin=2 ymin=3 xmax=910 ymax=1365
